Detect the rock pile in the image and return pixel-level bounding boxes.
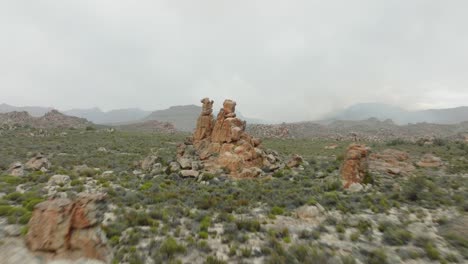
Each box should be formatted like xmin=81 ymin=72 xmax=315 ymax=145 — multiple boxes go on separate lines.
xmin=26 ymin=194 xmax=111 ymax=263
xmin=176 ymin=98 xmax=289 ymax=178
xmin=369 ymin=149 xmax=415 ymax=176
xmin=340 ymin=144 xmax=369 ymax=188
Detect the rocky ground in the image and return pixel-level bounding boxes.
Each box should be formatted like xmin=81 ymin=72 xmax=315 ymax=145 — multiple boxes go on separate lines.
xmin=0 ymin=125 xmax=467 ymax=264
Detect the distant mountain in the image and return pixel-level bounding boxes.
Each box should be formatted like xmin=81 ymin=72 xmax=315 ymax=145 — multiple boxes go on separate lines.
xmin=0 ymin=103 xmax=53 ymax=117
xmin=144 ymin=105 xmax=265 ymax=132
xmin=144 ymin=105 xmax=201 ymax=132
xmin=64 ymin=107 xmax=151 ymax=124
xmin=327 ymin=103 xmax=468 ymax=124
xmin=0 ymin=110 xmax=92 ymax=129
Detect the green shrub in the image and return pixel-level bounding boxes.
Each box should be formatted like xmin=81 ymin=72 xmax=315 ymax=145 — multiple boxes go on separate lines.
xmin=270 ymin=206 xmax=284 ymax=215
xmin=235 ymin=219 xmax=261 ymax=232
xmin=159 ymin=237 xmax=186 ymax=259
xmin=382 ymin=225 xmax=412 ymax=246
xmin=205 ymin=256 xmax=227 ymax=264
xmin=198 ymin=231 xmax=209 ymax=239
xmin=424 ymin=243 xmax=440 ymax=260
xmin=367 ymin=249 xmax=388 ymax=264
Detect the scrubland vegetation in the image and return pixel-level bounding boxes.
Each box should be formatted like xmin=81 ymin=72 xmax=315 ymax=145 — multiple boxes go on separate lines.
xmin=0 ymin=127 xmax=467 ymax=263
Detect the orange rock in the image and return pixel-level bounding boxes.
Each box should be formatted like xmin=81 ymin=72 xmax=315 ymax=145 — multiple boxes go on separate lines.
xmin=340 ymin=144 xmax=369 ymax=188
xmin=193 ymin=98 xmax=215 ymax=141
xmin=26 ymin=194 xmax=110 ymax=262
xmin=26 ymin=198 xmax=73 ymax=251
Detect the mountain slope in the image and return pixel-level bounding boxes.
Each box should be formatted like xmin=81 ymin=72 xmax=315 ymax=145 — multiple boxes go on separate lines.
xmin=0 ymin=103 xmax=53 ymax=117
xmin=64 ymin=108 xmax=151 ymax=124
xmin=328 ymin=103 xmax=468 ymax=124
xmin=0 ymin=110 xmax=92 ymax=129
xmin=144 ymin=105 xmax=265 ymax=132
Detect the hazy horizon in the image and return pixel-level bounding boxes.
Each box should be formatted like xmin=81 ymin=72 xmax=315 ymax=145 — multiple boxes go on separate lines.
xmin=1 ymin=1 xmax=468 ymax=122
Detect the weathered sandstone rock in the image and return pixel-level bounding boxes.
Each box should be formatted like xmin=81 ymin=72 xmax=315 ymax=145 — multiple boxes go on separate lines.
xmin=340 ymin=144 xmax=369 ymax=188
xmin=26 ymin=194 xmax=111 ymax=263
xmin=369 ymin=149 xmax=415 ymax=176
xmin=178 ymin=98 xmax=284 ymax=178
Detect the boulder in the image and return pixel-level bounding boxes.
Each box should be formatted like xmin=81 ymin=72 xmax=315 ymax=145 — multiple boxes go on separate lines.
xmin=168 ymin=162 xmax=181 ymax=172
xmin=180 ymin=170 xmax=199 ymax=178
xmin=4 ymin=225 xmax=21 ymax=237
xmin=48 ymin=175 xmax=71 ymax=186
xmin=7 ymin=162 xmax=24 ymax=176
xmin=26 ymin=194 xmax=111 ymax=262
xmin=286 ymin=154 xmax=303 ymax=168
xmin=177 ymin=157 xmax=193 ymax=169
xmin=340 ymin=144 xmax=369 ymax=188
xmin=416 ymin=154 xmax=443 ymax=168
xmin=369 ymin=149 xmax=415 ymax=176
xmin=27 ymin=198 xmax=74 ymax=251
xmin=141 ymin=155 xmax=160 ymax=171
xmin=25 ymin=153 xmax=50 ymax=171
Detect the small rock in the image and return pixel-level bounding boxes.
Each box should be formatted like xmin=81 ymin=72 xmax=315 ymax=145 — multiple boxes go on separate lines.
xmin=180 ymin=170 xmax=199 ymax=177
xmin=4 ymin=225 xmax=21 ymax=237
xmin=97 ymin=147 xmax=108 ymax=153
xmin=347 ymin=183 xmax=364 ymax=193
xmin=48 ymin=175 xmax=71 ymax=186
xmin=169 ymin=162 xmax=181 ymax=172
xmin=178 ymin=157 xmax=192 ymax=169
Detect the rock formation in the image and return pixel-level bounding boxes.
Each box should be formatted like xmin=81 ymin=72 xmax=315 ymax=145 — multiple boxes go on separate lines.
xmin=25 ymin=153 xmax=51 ymax=171
xmin=340 ymin=144 xmax=369 ymax=188
xmin=193 ymin=98 xmax=215 ymax=141
xmin=26 ymin=194 xmax=111 ymax=263
xmin=369 ymin=149 xmax=415 ymax=176
xmin=176 ymin=98 xmax=283 ymax=178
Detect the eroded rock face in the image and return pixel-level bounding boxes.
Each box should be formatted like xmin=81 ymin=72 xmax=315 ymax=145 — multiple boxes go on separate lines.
xmin=369 ymin=149 xmax=415 ymax=176
xmin=25 ymin=153 xmax=50 ymax=171
xmin=177 ymin=98 xmax=283 ymax=178
xmin=26 ymin=194 xmax=111 ymax=263
xmin=341 ymin=144 xmax=369 ymax=188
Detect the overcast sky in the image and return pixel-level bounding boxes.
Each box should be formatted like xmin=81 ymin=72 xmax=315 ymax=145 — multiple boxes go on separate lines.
xmin=1 ymin=0 xmax=467 ymax=122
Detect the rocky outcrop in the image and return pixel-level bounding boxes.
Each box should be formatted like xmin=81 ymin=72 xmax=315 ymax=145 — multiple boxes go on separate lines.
xmin=369 ymin=149 xmax=415 ymax=175
xmin=340 ymin=144 xmax=369 ymax=188
xmin=25 ymin=153 xmax=51 ymax=171
xmin=26 ymin=194 xmax=111 ymax=263
xmin=193 ymin=98 xmax=215 ymax=141
xmin=416 ymin=154 xmax=443 ymax=168
xmin=176 ymin=98 xmax=284 ymax=178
